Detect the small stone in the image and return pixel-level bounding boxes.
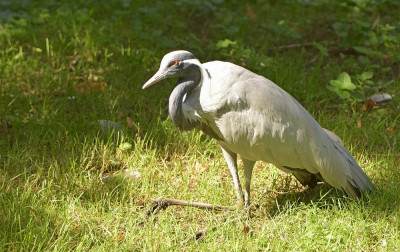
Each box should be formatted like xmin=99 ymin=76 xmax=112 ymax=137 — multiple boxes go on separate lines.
xmin=369 ymin=93 xmax=392 ymax=103
xmin=122 ymin=169 xmax=142 ymax=180
xmin=102 ymin=168 xmax=141 ymax=183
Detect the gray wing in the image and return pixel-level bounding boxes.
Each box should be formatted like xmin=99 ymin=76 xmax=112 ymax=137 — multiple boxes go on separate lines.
xmin=200 ymin=61 xmax=374 ymax=196
xmin=323 ymin=128 xmax=344 ymax=146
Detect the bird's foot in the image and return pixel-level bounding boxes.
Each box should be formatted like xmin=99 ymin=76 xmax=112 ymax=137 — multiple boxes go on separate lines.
xmin=194 ymin=227 xmax=214 ymax=241
xmin=146 ymin=197 xmax=171 ymax=217
xmin=146 ymin=197 xmax=233 ymax=217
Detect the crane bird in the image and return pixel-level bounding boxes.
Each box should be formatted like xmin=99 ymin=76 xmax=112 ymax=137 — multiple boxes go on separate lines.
xmin=142 ymin=50 xmax=375 ymax=214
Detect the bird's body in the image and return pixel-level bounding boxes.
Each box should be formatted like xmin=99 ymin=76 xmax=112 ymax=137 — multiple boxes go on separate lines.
xmin=143 ymin=51 xmax=374 ymax=210
xmin=183 ymin=60 xmax=372 ymax=197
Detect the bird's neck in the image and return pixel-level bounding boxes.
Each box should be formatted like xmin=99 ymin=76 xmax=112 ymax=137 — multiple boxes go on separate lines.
xmin=169 ymin=68 xmax=201 ymax=131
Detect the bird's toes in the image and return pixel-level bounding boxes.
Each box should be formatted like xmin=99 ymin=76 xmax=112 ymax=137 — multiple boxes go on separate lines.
xmin=195 ymin=229 xmax=208 ymax=241
xmin=146 ymin=197 xmax=168 ymax=217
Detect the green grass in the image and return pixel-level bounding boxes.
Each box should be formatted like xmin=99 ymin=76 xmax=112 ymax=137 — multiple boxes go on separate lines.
xmin=1 ymin=0 xmax=400 ymax=250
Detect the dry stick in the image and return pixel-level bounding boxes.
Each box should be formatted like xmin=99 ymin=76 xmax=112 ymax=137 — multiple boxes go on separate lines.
xmin=146 ymin=197 xmax=235 ymax=216
xmin=276 ymin=41 xmax=336 ymax=51
xmin=277 ymin=42 xmax=314 ymax=50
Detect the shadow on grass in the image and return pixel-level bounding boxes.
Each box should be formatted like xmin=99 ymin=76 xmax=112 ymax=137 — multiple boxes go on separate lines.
xmin=254 ymin=179 xmax=400 ymax=221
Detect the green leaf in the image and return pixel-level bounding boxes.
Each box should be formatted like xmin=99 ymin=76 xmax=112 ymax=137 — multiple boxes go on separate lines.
xmin=360 ymin=71 xmax=373 ymax=80
xmin=216 ymin=39 xmax=237 ymax=48
xmin=337 ymin=90 xmax=351 ymax=99
xmin=337 ymin=72 xmax=351 ymax=85
xmin=341 ymin=82 xmax=356 ymax=90
xmin=326 ymin=85 xmax=338 ymax=92
xmin=337 ymin=72 xmax=356 ymax=90
xmin=353 ymin=46 xmax=383 ymax=57
xmin=312 ymin=42 xmax=329 ymax=57
xmin=365 ymin=80 xmax=374 ymax=85
xmin=119 ymin=142 xmax=132 ymax=151
xmin=329 ymin=80 xmax=342 ymax=88
xmin=351 ymin=90 xmax=365 ymax=101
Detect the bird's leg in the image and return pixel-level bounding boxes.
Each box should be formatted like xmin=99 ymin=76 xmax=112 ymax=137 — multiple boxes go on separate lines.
xmin=221 ymin=147 xmax=245 ymax=207
xmin=242 ymin=159 xmax=255 ymax=209
xmin=146 ymin=147 xmax=243 ymax=217
xmin=190 ymin=159 xmax=256 ymax=241
xmin=146 ymin=149 xmax=250 ymax=241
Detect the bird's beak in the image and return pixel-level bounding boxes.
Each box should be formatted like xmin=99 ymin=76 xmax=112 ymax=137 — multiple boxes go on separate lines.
xmin=142 ymin=70 xmax=166 ymax=89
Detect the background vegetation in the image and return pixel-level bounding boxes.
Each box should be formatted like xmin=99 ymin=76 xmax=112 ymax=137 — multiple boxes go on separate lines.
xmin=1 ymin=0 xmax=399 ymax=250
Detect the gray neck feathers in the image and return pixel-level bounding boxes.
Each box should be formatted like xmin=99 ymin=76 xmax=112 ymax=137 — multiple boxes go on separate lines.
xmin=168 ymin=67 xmax=201 ymax=131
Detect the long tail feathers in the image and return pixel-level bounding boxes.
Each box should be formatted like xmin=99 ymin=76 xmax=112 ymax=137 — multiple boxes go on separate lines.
xmin=332 ymin=141 xmax=376 ymax=197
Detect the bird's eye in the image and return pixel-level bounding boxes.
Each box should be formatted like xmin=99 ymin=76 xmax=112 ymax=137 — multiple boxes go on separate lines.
xmin=172 ymin=60 xmax=179 ymax=66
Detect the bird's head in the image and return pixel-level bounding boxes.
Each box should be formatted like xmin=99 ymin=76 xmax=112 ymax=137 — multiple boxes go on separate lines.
xmin=142 ymin=50 xmax=200 ymax=89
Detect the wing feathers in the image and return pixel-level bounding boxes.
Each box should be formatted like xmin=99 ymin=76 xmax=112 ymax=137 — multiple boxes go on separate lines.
xmin=198 ymin=61 xmax=375 ymax=197
xmin=329 ymin=141 xmax=375 ymax=197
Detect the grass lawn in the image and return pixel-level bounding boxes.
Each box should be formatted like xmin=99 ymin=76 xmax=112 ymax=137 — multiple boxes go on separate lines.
xmin=1 ymin=0 xmax=400 ymax=250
